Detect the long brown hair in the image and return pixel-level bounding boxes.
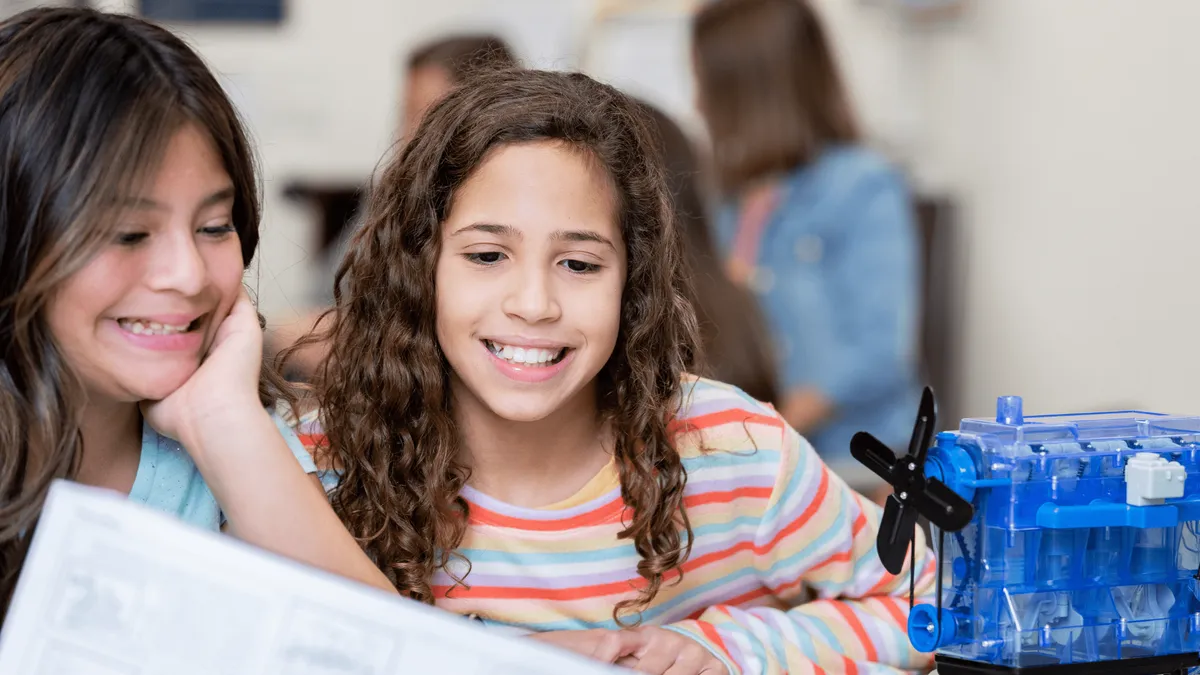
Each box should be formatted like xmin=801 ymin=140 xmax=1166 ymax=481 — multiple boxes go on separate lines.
xmin=692 ymin=0 xmax=860 ymax=193
xmin=637 ymin=101 xmax=779 ymax=405
xmin=297 ymin=68 xmax=701 ymax=622
xmin=0 ymin=7 xmax=277 ymax=619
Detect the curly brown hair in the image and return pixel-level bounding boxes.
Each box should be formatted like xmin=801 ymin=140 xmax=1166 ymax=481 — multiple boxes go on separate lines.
xmin=293 ymin=68 xmax=702 ymax=623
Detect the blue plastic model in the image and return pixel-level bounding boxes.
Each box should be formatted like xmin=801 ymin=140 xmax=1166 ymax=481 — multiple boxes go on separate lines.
xmin=852 ymin=389 xmax=1200 ymax=675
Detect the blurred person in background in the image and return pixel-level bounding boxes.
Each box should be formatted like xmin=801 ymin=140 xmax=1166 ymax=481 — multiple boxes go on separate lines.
xmin=692 ymin=0 xmax=921 ymax=493
xmin=271 ymin=33 xmax=518 ymax=381
xmin=638 ymin=100 xmax=779 ymax=406
xmin=400 ymin=34 xmax=517 ymax=142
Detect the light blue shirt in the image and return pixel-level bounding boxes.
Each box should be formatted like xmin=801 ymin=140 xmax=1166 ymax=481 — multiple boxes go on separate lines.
xmin=713 ymin=145 xmax=922 ymax=469
xmin=130 ymin=409 xmax=318 ymax=530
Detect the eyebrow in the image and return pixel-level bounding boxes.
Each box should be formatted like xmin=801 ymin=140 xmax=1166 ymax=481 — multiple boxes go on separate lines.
xmin=451 ymin=222 xmax=617 ymax=251
xmin=124 ymin=186 xmax=236 ymax=212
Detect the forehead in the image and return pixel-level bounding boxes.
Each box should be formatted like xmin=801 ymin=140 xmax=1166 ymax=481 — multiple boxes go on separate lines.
xmin=446 ymin=141 xmax=619 ymax=239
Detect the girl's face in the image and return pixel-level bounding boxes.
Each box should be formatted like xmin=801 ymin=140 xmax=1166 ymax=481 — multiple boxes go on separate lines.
xmin=46 ymin=122 xmax=245 ymax=405
xmin=435 ymin=141 xmax=626 ymax=423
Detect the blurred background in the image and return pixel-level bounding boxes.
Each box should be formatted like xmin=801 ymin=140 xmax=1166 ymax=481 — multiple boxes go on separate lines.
xmin=10 ymin=0 xmax=1200 ymax=482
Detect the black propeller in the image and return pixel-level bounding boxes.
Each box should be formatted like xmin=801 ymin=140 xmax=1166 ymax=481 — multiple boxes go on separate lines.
xmin=851 ymin=386 xmax=974 ymax=575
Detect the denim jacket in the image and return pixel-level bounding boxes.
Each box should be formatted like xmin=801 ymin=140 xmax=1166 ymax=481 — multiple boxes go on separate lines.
xmin=712 ymin=145 xmax=921 ymax=468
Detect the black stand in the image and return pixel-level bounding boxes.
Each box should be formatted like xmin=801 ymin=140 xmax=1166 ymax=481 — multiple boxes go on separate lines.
xmin=935 ymin=652 xmax=1200 ymax=675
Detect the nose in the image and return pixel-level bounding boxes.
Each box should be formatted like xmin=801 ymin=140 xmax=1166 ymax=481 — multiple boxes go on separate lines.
xmin=145 ymin=229 xmax=207 ymax=297
xmin=500 ymin=263 xmax=561 ymax=324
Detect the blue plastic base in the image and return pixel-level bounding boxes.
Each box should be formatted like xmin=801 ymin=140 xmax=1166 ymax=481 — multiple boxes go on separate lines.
xmin=934 ymin=651 xmax=1200 ymax=675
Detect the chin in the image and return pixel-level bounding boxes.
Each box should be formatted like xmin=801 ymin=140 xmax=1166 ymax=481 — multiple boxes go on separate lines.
xmin=480 ymin=394 xmax=563 ymax=423
xmin=119 ymin=368 xmax=196 ymax=403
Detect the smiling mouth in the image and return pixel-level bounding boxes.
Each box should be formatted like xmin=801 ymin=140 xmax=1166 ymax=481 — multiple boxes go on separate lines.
xmin=483 ymin=339 xmax=570 ymax=367
xmin=116 ymin=316 xmax=203 ymax=336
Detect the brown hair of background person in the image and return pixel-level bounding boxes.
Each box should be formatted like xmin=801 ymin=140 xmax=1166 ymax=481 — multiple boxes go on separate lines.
xmin=407 ymin=34 xmax=516 ymax=81
xmin=636 ymin=101 xmax=779 ymax=405
xmin=692 ymin=0 xmax=860 ymax=193
xmin=401 ymin=34 xmax=518 ymax=142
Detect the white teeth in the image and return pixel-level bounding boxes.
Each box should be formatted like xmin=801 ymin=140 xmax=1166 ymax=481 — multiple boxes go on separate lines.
xmin=118 ymin=319 xmax=190 ymax=336
xmin=487 ymin=340 xmax=565 ymax=367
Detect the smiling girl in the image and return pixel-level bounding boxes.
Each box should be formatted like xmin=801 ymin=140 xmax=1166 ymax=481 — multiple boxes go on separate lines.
xmin=0 ymin=7 xmax=393 ymax=622
xmin=297 ymin=69 xmax=936 ymax=675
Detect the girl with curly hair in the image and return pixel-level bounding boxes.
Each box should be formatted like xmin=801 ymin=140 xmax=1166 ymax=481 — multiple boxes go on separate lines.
xmin=292 ymin=67 xmax=935 ymax=675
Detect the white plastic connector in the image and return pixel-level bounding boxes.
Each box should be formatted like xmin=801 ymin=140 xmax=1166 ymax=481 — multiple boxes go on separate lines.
xmin=1125 ymin=452 xmax=1186 ymax=506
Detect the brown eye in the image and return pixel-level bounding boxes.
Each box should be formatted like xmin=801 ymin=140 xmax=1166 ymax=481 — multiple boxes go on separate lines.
xmin=466 ymin=251 xmax=505 ymax=265
xmin=561 ymin=259 xmax=599 ymax=274
xmin=115 ymin=231 xmax=147 ymax=246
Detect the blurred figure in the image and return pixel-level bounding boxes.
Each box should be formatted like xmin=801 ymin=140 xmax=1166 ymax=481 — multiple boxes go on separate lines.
xmin=273 ymin=33 xmax=518 ymax=381
xmin=401 ymin=34 xmax=517 ymax=141
xmin=638 ymin=101 xmax=779 ymax=405
xmin=692 ymin=0 xmax=922 ymax=491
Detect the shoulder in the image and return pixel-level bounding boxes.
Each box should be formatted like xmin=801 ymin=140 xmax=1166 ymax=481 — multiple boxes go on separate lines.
xmin=673 ymin=376 xmax=822 ymax=512
xmin=270 ymin=399 xmax=325 ymax=446
xmin=673 ymin=374 xmax=791 ymax=461
xmin=785 ymin=144 xmax=908 ymax=209
xmin=805 ymin=144 xmax=900 ymax=185
xmin=268 ymin=400 xmax=330 ymax=476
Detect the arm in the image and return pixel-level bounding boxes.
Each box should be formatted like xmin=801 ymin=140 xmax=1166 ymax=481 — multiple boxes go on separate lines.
xmin=180 ymin=404 xmax=395 ymax=596
xmin=144 ymin=290 xmax=393 ymax=596
xmin=665 ymin=422 xmax=936 ymax=675
xmin=776 ymin=166 xmax=920 ymax=432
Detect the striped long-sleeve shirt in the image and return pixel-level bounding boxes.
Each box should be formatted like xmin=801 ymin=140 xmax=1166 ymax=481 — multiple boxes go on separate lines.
xmin=304 ymin=376 xmax=937 ymax=674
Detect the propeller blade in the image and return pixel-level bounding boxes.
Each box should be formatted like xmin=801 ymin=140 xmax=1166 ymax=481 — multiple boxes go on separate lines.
xmin=850 ymin=432 xmax=897 ymax=483
xmin=913 ymin=477 xmax=975 ymax=532
xmin=908 ymin=387 xmax=937 ymax=465
xmin=877 ymin=495 xmax=919 ymax=575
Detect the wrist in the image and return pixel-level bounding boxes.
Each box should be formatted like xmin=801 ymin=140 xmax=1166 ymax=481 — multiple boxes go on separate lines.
xmin=175 ymin=398 xmax=272 ymax=459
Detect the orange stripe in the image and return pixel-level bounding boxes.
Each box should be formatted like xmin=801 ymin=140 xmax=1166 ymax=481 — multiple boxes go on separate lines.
xmin=467 ymin=498 xmax=627 ymax=530
xmin=831 ymin=603 xmax=877 ymax=663
xmin=297 ymin=433 xmax=326 ymax=449
xmin=668 ymin=409 xmax=783 ymax=436
xmin=876 ymin=596 xmax=907 ymax=627
xmin=864 ymin=569 xmax=900 ymax=597
xmin=756 ymin=467 xmax=830 ymax=554
xmin=719 ymin=586 xmax=774 ymax=608
xmin=684 ymin=485 xmax=774 ymax=509
xmin=806 ymin=549 xmax=852 ymax=575
xmin=468 ymin=484 xmax=772 ymax=532
xmin=696 ymin=620 xmax=735 ymax=663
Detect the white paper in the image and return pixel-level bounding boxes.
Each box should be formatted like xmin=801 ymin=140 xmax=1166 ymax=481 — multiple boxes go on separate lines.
xmin=0 ymin=480 xmax=625 ymax=675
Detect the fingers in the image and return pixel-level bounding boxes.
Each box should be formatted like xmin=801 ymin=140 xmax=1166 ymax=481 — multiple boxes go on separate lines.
xmin=629 ymin=645 xmax=677 ymax=674
xmin=662 ymin=643 xmax=726 ymax=675
xmin=592 ymin=630 xmax=642 ymax=663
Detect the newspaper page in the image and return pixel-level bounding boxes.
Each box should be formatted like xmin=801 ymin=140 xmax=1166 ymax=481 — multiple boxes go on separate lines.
xmin=0 ymin=480 xmax=626 ymax=675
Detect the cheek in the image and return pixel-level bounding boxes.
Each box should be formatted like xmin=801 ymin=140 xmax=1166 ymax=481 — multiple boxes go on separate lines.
xmin=581 ymin=276 xmax=624 ymax=345
xmin=434 ymin=257 xmax=472 ymax=342
xmin=46 ymin=253 xmax=128 ymax=342
xmin=206 ymin=248 xmax=246 ymax=308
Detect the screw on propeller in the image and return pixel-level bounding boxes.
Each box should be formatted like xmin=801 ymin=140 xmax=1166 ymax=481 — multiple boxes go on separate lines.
xmin=850 ymin=386 xmax=974 ymax=575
